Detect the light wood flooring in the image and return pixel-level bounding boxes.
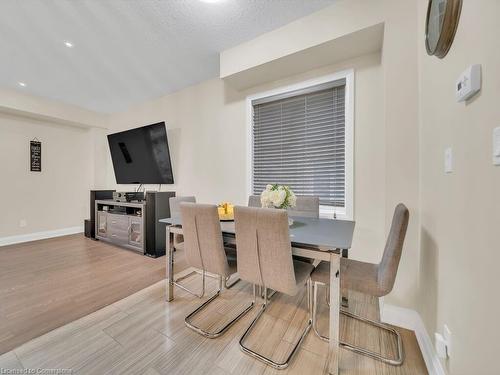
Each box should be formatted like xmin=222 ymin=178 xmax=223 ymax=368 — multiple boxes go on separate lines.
xmin=0 ymin=253 xmax=428 ymax=374
xmin=0 ymin=234 xmax=171 ymax=354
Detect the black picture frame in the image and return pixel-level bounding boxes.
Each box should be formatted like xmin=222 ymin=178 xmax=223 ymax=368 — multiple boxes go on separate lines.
xmin=30 ymin=140 xmax=41 ymax=172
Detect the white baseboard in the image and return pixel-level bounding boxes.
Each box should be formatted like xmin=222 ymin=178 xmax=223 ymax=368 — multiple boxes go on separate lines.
xmin=380 ymin=301 xmax=446 ymax=375
xmin=0 ymin=226 xmax=83 ymax=247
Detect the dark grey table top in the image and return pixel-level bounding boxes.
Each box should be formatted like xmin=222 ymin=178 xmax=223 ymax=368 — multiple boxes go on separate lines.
xmin=159 ymin=216 xmax=355 ymax=250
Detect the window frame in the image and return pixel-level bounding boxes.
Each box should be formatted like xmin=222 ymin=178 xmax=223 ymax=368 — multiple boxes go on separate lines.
xmin=246 ymin=69 xmax=354 ymax=221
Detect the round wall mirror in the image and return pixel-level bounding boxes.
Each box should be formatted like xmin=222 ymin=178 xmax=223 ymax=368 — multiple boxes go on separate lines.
xmin=425 ymin=0 xmax=462 ymax=58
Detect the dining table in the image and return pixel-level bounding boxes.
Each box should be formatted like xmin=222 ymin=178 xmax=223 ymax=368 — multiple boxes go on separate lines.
xmin=159 ymin=215 xmax=355 ymax=375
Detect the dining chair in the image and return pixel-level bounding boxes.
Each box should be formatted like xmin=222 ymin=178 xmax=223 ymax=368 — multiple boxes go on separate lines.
xmin=234 ymin=206 xmax=314 ymax=369
xmin=170 ymin=196 xmax=213 ymax=298
xmin=174 ymin=201 xmax=240 ymax=298
xmin=169 ymin=196 xmax=196 ymax=251
xmin=249 ymin=195 xmax=320 ymax=267
xmin=180 ymin=203 xmax=254 ymax=338
xmin=310 ymin=203 xmax=409 ymax=366
xmin=248 ymin=194 xmax=319 ymax=218
xmin=248 ymin=194 xmax=261 ymax=208
xmin=248 ymin=193 xmax=318 ymax=274
xmin=289 ymin=196 xmax=320 ymax=218
xmin=248 ymin=195 xmax=278 ymax=298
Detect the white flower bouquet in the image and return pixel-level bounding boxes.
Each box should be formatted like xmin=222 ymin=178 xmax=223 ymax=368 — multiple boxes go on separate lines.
xmin=260 ymin=184 xmax=297 ymax=209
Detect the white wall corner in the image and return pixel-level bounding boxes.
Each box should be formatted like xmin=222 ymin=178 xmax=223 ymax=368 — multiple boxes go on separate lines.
xmin=0 ymin=226 xmax=84 ymax=247
xmin=380 ymin=302 xmax=446 ymax=375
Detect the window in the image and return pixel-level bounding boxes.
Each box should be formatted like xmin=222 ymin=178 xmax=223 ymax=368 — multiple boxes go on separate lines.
xmin=247 ymin=71 xmax=353 ymax=220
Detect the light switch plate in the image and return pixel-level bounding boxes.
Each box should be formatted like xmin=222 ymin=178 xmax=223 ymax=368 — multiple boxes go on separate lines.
xmin=444 ymin=147 xmax=453 ymax=173
xmin=493 ymin=127 xmax=500 ymax=166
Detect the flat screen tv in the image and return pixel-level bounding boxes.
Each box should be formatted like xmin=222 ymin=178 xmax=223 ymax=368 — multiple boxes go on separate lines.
xmin=107 ymin=122 xmax=174 ymax=184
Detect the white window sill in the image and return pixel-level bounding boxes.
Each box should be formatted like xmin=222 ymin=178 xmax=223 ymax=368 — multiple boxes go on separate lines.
xmin=319 ymin=205 xmax=351 ymax=221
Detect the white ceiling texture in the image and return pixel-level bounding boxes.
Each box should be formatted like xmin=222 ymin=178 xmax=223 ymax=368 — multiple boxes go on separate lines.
xmin=0 ymin=0 xmax=335 ymax=113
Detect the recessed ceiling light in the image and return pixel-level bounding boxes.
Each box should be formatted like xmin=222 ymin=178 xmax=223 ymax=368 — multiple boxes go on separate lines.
xmin=64 ymin=41 xmax=74 ymax=48
xmin=18 ymin=82 xmax=27 ymax=87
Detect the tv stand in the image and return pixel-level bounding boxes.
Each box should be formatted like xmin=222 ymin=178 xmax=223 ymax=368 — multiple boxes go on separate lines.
xmin=95 ymin=200 xmax=146 ymax=254
xmin=94 ymin=191 xmax=175 ymax=257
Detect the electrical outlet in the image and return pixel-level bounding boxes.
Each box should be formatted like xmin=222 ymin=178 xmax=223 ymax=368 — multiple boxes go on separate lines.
xmin=435 ymin=325 xmax=452 ymax=359
xmin=444 ymin=324 xmax=452 ymax=356
xmin=435 ymin=333 xmax=448 ymax=359
xmin=19 ymin=219 xmax=27 ymax=228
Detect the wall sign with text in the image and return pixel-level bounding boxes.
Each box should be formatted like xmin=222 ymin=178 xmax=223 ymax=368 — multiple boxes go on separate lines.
xmin=30 ymin=140 xmax=41 ymax=172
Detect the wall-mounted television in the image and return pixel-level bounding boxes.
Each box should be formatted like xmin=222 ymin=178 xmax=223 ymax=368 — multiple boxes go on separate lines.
xmin=107 ymin=122 xmax=174 ymax=184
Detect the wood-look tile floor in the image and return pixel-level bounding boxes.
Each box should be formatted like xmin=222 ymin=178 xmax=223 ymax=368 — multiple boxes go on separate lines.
xmin=0 ymin=254 xmax=428 ymax=374
xmin=0 ymin=234 xmax=172 ymax=354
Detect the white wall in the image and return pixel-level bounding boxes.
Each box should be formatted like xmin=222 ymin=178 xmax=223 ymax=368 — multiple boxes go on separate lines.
xmin=417 ymin=1 xmax=500 ymax=373
xmin=0 ymin=114 xmax=100 ymax=239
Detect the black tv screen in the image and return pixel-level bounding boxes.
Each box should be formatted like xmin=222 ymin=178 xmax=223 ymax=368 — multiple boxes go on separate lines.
xmin=107 ymin=122 xmax=174 ymax=184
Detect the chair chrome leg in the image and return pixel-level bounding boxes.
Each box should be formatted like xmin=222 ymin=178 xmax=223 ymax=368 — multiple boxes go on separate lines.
xmin=307 ymin=279 xmax=312 ymax=320
xmin=185 ymin=276 xmax=255 ymax=338
xmin=173 ymin=269 xmax=206 ymax=298
xmin=323 ymin=286 xmax=347 ymax=308
xmin=239 ymin=286 xmax=312 ymax=370
xmin=174 ymin=269 xmax=201 ymax=283
xmin=311 ymin=282 xmax=405 ymax=366
xmin=174 ymin=268 xmax=223 ymax=298
xmin=312 ymin=281 xmax=329 ymax=342
xmin=339 ymin=310 xmax=404 ymax=366
xmin=259 ymin=286 xmax=276 ymax=300
xmin=224 ymin=274 xmax=240 ymax=289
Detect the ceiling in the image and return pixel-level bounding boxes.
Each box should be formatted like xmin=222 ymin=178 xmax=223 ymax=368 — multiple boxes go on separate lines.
xmin=0 ymin=0 xmax=335 ymax=114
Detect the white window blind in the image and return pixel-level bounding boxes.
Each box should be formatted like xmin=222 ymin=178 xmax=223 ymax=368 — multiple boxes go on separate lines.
xmin=252 ymin=80 xmax=346 ymax=208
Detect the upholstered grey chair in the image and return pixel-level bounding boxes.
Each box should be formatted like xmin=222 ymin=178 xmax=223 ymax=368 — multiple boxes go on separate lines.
xmin=170 ymin=196 xmax=212 ymax=298
xmin=310 ymin=203 xmax=409 ymax=366
xmin=180 ymin=203 xmax=253 ymax=338
xmin=234 ymin=206 xmax=314 ymax=369
xmin=249 ymin=194 xmax=319 ymax=267
xmin=247 ymin=195 xmax=261 ymax=208
xmin=289 ymin=196 xmax=320 ymax=218
xmin=248 ymin=194 xmax=319 ymax=218
xmin=169 ymin=196 xmax=196 ymax=251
